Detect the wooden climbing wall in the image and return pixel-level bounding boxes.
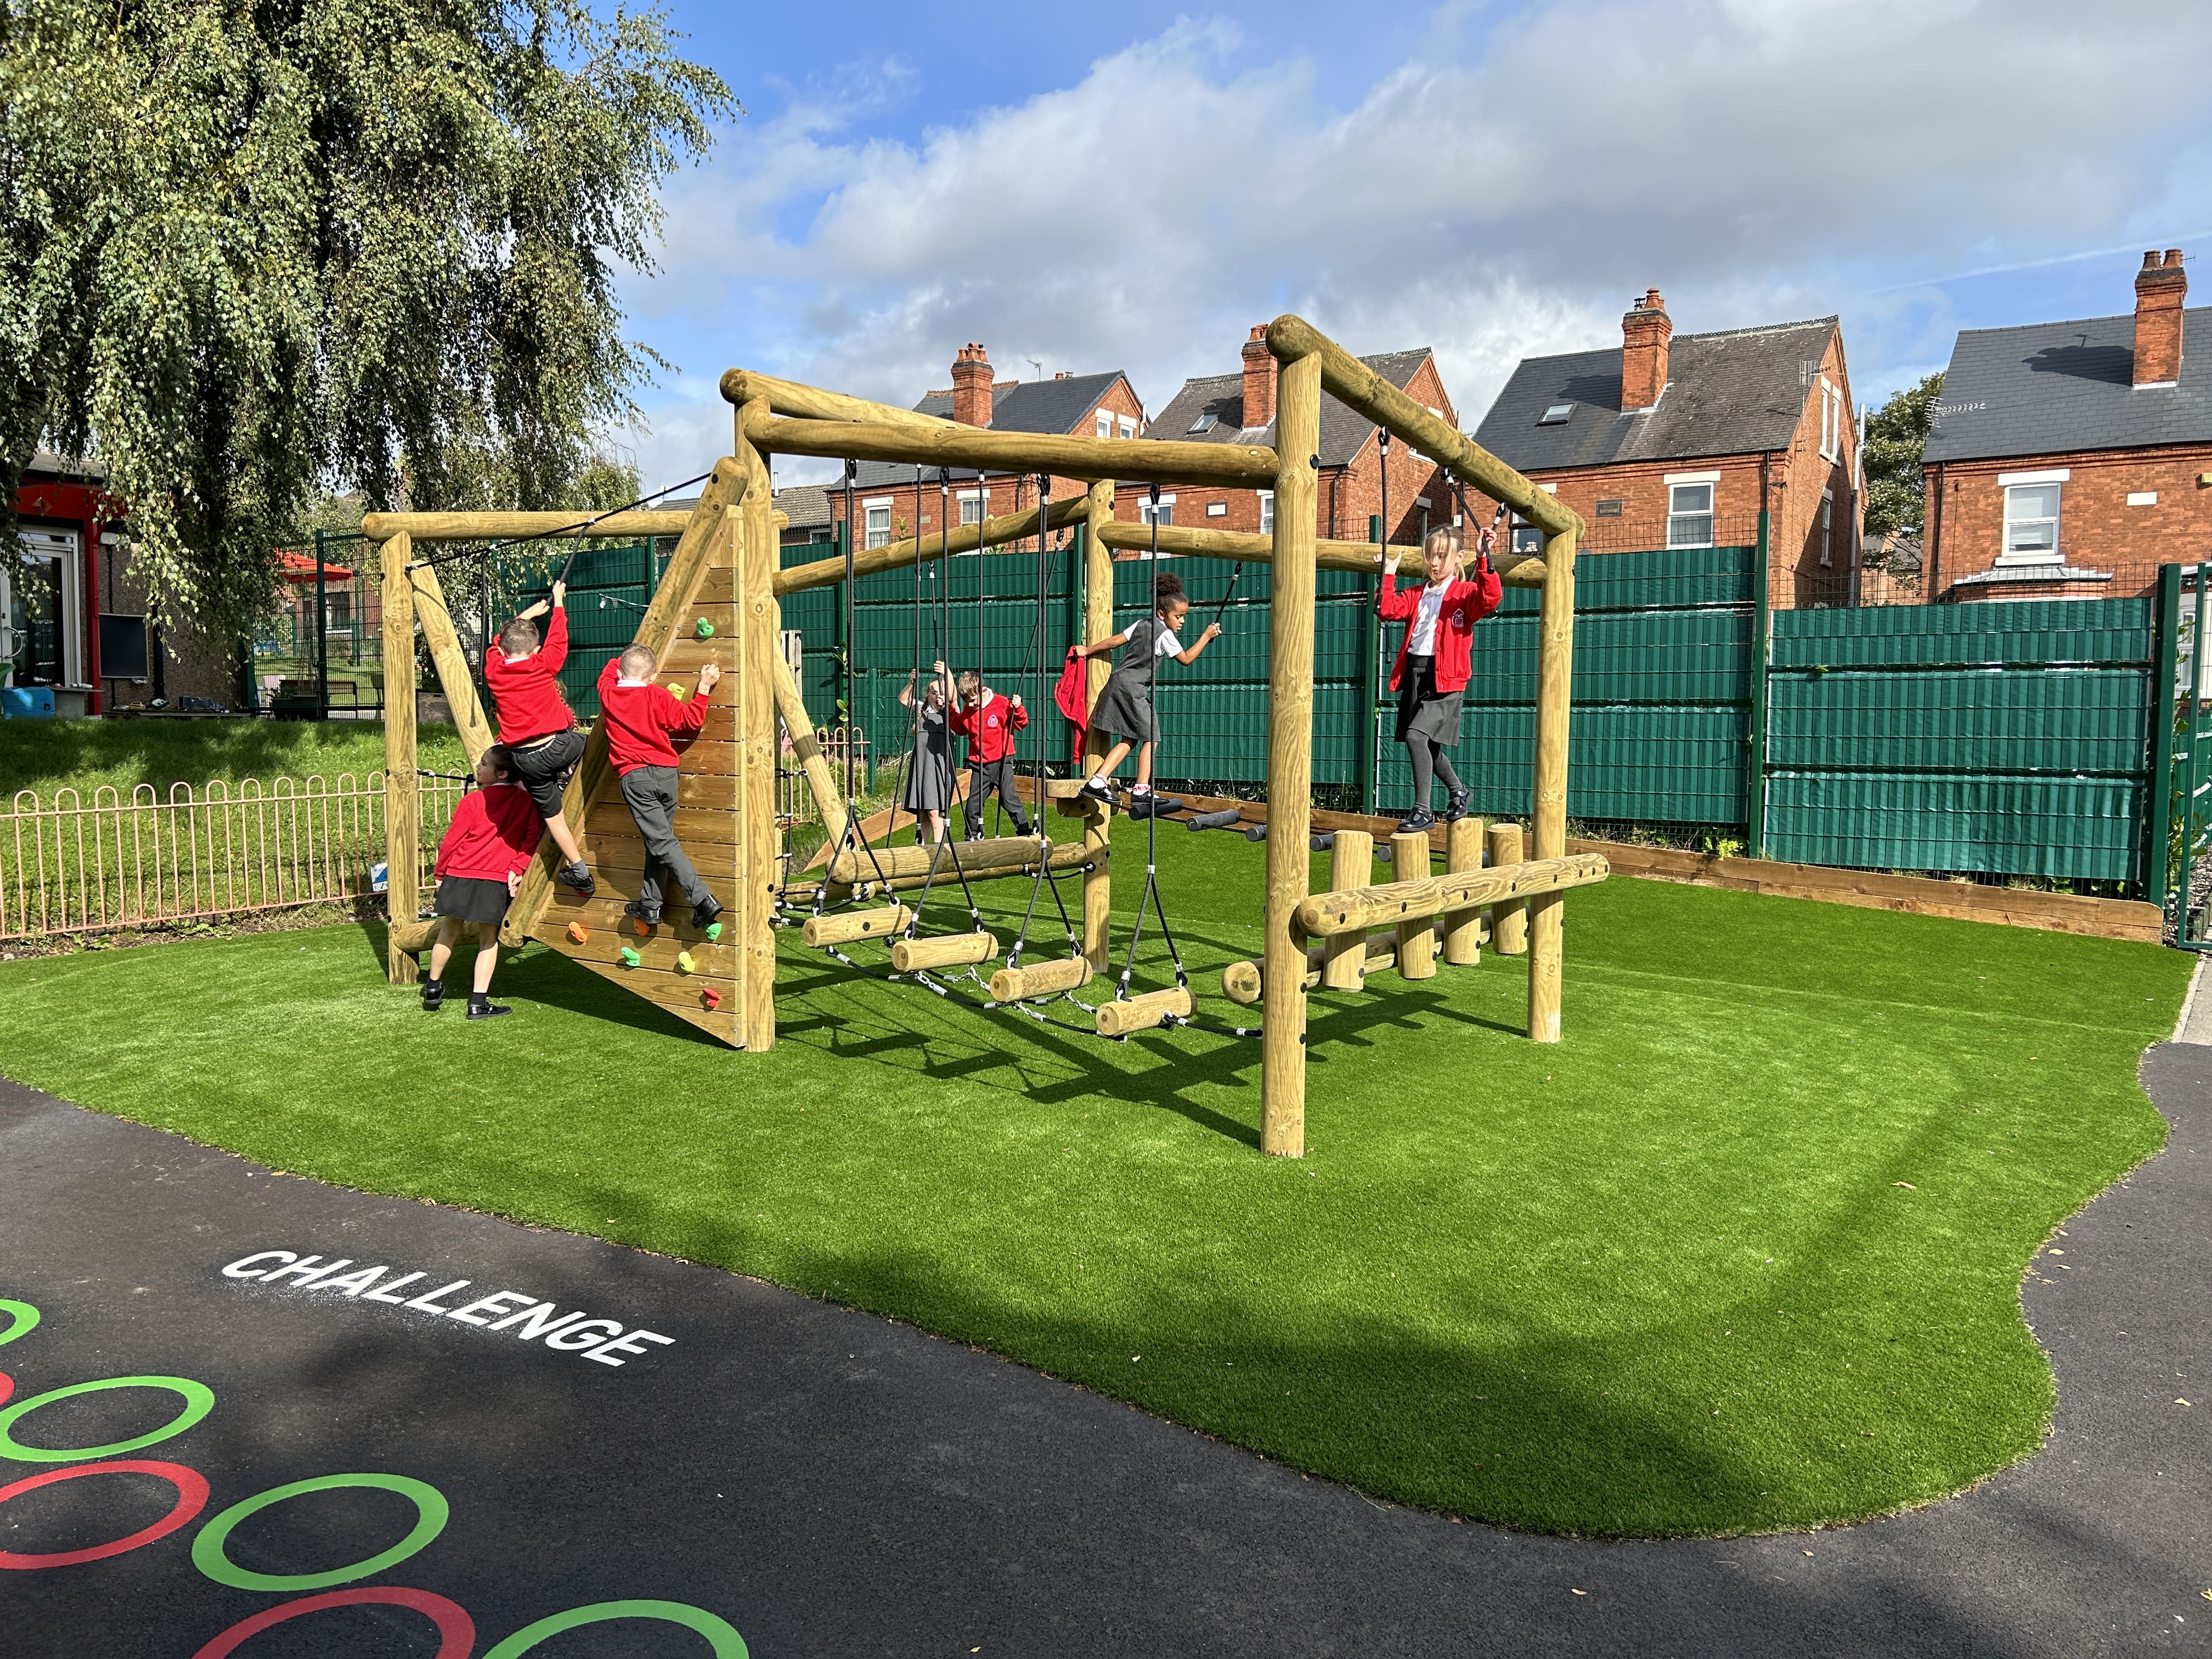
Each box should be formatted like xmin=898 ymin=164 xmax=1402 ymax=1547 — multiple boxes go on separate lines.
xmin=530 ymin=500 xmax=768 ymax=1048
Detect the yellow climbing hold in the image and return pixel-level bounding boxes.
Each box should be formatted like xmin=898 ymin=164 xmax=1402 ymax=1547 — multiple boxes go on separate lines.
xmin=676 ymin=951 xmax=697 ymax=975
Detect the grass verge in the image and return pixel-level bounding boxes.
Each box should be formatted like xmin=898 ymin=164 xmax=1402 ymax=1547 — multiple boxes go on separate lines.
xmin=0 ymin=823 xmax=2188 ymax=1535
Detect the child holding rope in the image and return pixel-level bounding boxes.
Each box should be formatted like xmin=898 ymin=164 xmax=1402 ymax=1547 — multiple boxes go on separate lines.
xmin=597 ymin=645 xmax=722 ymax=930
xmin=949 ymin=671 xmax=1031 ymax=840
xmin=422 ymin=744 xmax=538 ymax=1020
xmin=1073 ymin=572 xmax=1220 ymax=814
xmin=1376 ymin=523 xmax=1503 ymax=832
xmin=484 ymin=581 xmax=595 ymax=895
xmin=898 ymin=659 xmax=956 ymax=845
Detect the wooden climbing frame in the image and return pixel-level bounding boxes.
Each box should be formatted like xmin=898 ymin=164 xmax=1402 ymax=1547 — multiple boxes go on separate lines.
xmin=363 ymin=317 xmax=1604 ymax=1155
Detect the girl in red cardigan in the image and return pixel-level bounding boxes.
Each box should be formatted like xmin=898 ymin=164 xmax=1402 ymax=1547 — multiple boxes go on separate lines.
xmin=1376 ymin=524 xmax=1503 ymax=832
xmin=424 ymin=744 xmax=541 ymax=1019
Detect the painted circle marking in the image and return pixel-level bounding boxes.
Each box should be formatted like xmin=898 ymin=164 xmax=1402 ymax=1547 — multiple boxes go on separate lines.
xmin=0 ymin=1459 xmax=211 ymax=1568
xmin=189 ymin=1587 xmax=474 ymax=1659
xmin=483 ymin=1599 xmax=749 ymax=1657
xmin=191 ymin=1472 xmax=449 ymax=1591
xmin=0 ymin=1300 xmax=38 ymax=1348
xmin=0 ymin=1375 xmax=215 ymax=1463
xmin=0 ymin=1373 xmax=13 ymax=1408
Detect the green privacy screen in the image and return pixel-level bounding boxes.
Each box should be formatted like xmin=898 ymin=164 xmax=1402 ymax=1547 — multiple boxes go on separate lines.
xmin=495 ymin=539 xmax=663 ymax=722
xmin=1762 ymin=599 xmax=2155 ymax=882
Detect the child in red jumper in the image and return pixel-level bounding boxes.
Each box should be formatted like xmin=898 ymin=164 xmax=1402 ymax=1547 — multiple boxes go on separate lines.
xmin=597 ymin=644 xmax=721 ymax=929
xmin=483 ymin=580 xmax=594 ymax=896
xmin=1375 ymin=524 xmax=1504 ymax=832
xmin=424 ymin=744 xmax=540 ymax=1019
xmin=948 ymin=670 xmax=1031 ymax=840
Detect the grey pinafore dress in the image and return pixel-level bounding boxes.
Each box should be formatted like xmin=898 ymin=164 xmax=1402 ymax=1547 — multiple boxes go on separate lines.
xmin=1089 ymin=615 xmax=1177 ymax=744
xmin=902 ymin=699 xmax=953 ymax=811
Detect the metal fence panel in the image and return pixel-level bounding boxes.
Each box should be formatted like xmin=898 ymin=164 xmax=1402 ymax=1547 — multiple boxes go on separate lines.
xmin=1764 ymin=772 xmax=2145 ymax=882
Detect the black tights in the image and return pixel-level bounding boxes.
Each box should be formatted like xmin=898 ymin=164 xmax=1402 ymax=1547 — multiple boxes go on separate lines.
xmin=1409 ymin=740 xmax=1462 ymax=810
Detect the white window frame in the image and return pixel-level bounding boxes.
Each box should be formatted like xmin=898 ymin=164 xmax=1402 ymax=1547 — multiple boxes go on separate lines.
xmin=7 ymin=526 xmax=86 ymax=688
xmin=1096 ymin=412 xmax=1113 ymax=439
xmin=1819 ymin=489 xmax=1834 ymax=567
xmin=1998 ymin=473 xmax=2064 ymax=566
xmin=1138 ymin=493 xmax=1176 ymax=528
xmin=1205 ymin=501 xmax=1227 ymax=518
xmin=2128 ymin=490 xmax=2159 ymax=506
xmin=1258 ymin=490 xmax=1274 ymax=535
xmin=1818 ymin=381 xmax=1841 ymax=463
xmin=1663 ymin=472 xmax=1719 ymax=549
xmin=862 ymin=497 xmax=893 ymax=551
xmin=1118 ymin=416 xmax=1137 ymax=440
xmin=956 ymin=489 xmax=986 ymax=528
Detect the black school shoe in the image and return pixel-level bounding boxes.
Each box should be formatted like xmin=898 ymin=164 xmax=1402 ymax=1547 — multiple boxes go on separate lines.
xmin=692 ymin=895 xmax=724 ymax=932
xmin=421 ymin=978 xmax=445 ymax=1013
xmin=1397 ymin=807 xmax=1437 ymax=833
xmin=1444 ymin=787 xmax=1472 ymax=821
xmin=1075 ymin=776 xmax=1116 ymax=806
xmin=623 ymin=900 xmax=662 ymax=927
xmin=466 ymin=994 xmax=511 ymax=1020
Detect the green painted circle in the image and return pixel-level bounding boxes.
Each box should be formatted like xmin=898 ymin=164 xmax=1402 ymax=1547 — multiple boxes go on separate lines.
xmin=0 ymin=1301 xmax=38 ymax=1348
xmin=483 ymin=1599 xmax=749 ymax=1657
xmin=191 ymin=1472 xmax=449 ymax=1591
xmin=0 ymin=1375 xmax=213 ymax=1463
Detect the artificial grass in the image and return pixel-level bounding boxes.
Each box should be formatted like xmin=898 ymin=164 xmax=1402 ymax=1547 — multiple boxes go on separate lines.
xmin=0 ymin=826 xmax=2190 ymax=1536
xmin=0 ymin=718 xmax=468 ymax=803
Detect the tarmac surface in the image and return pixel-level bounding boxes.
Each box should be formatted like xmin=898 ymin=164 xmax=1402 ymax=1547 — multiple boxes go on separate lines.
xmin=0 ymin=1044 xmax=2204 ymax=1657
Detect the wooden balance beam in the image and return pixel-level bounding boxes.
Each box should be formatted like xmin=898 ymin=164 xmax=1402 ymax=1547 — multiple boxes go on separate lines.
xmin=1294 ymin=853 xmax=1611 ymax=940
xmin=1094 ymin=518 xmax=1547 ymax=589
xmin=826 ymin=833 xmax=1076 ymax=887
xmin=757 ymin=416 xmax=1278 ymax=493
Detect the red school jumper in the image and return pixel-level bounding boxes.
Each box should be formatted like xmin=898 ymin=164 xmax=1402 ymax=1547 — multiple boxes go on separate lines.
xmin=596 ymin=659 xmax=710 ymax=772
xmin=947 ymin=692 xmax=1028 ymax=765
xmin=483 ymin=607 xmax=574 ymax=743
xmin=432 ymin=783 xmax=543 ymax=882
xmin=1376 ymin=558 xmax=1504 ymax=693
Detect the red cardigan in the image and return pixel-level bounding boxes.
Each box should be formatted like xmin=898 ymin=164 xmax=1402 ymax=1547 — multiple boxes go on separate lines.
xmin=1377 ymin=560 xmax=1504 ymax=693
xmin=597 ymin=658 xmax=709 ymax=774
xmin=947 ymin=692 xmax=1028 ymax=764
xmin=433 ymin=783 xmax=541 ymax=882
xmin=484 ymin=607 xmax=573 ymax=744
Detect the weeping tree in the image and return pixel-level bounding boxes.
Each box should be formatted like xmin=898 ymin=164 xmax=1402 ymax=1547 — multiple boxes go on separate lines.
xmin=0 ymin=0 xmax=732 ymax=636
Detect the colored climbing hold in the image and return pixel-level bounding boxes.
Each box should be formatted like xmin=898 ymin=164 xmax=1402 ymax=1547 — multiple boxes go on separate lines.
xmin=694 ymin=617 xmax=715 ymax=639
xmin=704 ymin=922 xmax=723 ymax=942
xmin=567 ymin=921 xmax=590 ymax=945
xmin=632 ymin=917 xmax=653 ymax=938
xmin=619 ymin=946 xmax=641 ymax=968
xmin=676 ymin=951 xmax=696 ymax=975
xmin=699 ymin=986 xmax=721 ymax=1011
xmin=665 ymin=682 xmax=687 ymax=699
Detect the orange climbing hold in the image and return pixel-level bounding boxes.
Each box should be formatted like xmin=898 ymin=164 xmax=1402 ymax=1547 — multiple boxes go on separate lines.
xmin=632 ymin=917 xmax=653 ymax=938
xmin=567 ymin=921 xmax=590 ymax=945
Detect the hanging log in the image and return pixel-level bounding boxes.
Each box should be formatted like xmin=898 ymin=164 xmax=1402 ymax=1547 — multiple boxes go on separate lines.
xmin=889 ymin=930 xmax=998 ymax=972
xmin=988 ymin=955 xmax=1094 ymax=1003
xmin=1224 ymin=933 xmax=1396 ymax=1005
xmin=800 ymin=907 xmax=912 ymax=947
xmin=1096 ymin=984 xmax=1195 ymax=1037
xmin=1295 ymin=853 xmax=1610 ymax=939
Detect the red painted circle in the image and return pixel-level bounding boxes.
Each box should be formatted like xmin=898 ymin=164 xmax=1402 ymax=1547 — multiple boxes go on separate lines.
xmin=190 ymin=1587 xmax=475 ymax=1659
xmin=0 ymin=1459 xmax=210 ymax=1568
xmin=0 ymin=1372 xmax=13 ymax=1407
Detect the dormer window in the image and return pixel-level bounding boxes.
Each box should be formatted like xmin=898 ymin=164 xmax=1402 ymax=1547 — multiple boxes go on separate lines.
xmin=1188 ymin=412 xmax=1218 ymax=434
xmin=1539 ymin=403 xmax=1574 ymax=425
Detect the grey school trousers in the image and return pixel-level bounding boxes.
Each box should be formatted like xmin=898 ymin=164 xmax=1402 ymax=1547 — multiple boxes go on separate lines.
xmin=618 ymin=765 xmax=711 ymax=912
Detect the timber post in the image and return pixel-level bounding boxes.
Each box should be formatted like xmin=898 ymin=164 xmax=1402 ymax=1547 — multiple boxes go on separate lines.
xmin=736 ymin=396 xmax=779 ymax=1050
xmin=1081 ymin=478 xmax=1115 ymax=970
xmin=408 ymin=561 xmax=494 ymax=766
xmin=380 ymin=533 xmax=420 ymax=985
xmin=1527 ymin=522 xmax=1577 ymax=1041
xmin=1391 ymin=830 xmax=1437 ymax=979
xmin=1442 ymin=816 xmax=1486 ymax=965
xmin=1260 ymin=346 xmax=1321 ymax=1158
xmin=1318 ymin=828 xmax=1373 ymax=989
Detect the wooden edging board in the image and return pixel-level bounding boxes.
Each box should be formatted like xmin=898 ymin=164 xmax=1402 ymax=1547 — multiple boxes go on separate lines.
xmin=977 ymin=780 xmax=2163 ymax=946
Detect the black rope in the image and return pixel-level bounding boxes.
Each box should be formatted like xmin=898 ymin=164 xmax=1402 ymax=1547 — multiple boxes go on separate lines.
xmin=404 ymin=471 xmax=715 ymax=575
xmin=842 ymin=459 xmax=857 ymax=802
xmin=1114 ymin=487 xmax=1190 ymax=1002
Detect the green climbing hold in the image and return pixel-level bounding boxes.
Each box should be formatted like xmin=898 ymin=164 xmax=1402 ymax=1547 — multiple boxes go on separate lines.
xmin=694 ymin=617 xmax=715 ymax=639
xmin=619 ymin=946 xmax=641 ymax=968
xmin=704 ymin=922 xmax=723 ymax=942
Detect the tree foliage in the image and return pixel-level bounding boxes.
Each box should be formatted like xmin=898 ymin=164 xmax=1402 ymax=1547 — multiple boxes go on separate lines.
xmin=0 ymin=0 xmax=731 ymax=633
xmin=1861 ymin=372 xmax=1944 ymax=543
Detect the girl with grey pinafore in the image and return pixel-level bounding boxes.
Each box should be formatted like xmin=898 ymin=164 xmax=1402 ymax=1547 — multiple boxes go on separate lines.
xmin=899 ymin=661 xmax=955 ymax=843
xmin=1073 ymin=572 xmax=1221 ymax=812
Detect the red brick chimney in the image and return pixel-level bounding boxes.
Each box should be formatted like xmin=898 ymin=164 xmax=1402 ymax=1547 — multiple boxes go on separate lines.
xmin=950 ymin=343 xmax=994 ymax=427
xmin=1621 ymin=289 xmax=1672 ymax=411
xmin=2134 ymin=250 xmax=2186 ymax=387
xmin=1240 ymin=325 xmax=1277 ymax=430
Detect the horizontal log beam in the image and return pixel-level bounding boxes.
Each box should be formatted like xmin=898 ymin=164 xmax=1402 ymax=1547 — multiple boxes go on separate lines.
xmin=774 ymin=495 xmax=1090 ymax=595
xmin=1295 ymin=853 xmax=1611 ymax=939
xmin=1222 ymin=933 xmax=1397 ymax=1005
xmin=778 ymin=839 xmax=1096 ymax=907
xmin=1266 ymin=314 xmax=1582 ymax=540
xmin=364 ymin=511 xmax=695 ymax=544
xmin=1096 ymin=519 xmax=1545 ymax=588
xmin=760 ymin=416 xmax=1280 ymax=491
xmin=826 ymin=832 xmax=1075 ymax=887
xmin=719 ymin=369 xmax=952 ymax=429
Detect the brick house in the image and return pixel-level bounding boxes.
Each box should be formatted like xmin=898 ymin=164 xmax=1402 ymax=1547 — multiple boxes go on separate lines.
xmin=1468 ymin=292 xmax=1860 ymax=607
xmin=823 ymin=343 xmax=1147 ymax=550
xmin=1135 ymin=327 xmax=1461 ymax=546
xmin=1921 ymin=249 xmax=2210 ymax=602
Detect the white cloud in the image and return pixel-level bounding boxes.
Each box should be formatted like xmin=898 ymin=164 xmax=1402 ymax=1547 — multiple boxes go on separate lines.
xmin=625 ymin=0 xmax=2212 ymax=483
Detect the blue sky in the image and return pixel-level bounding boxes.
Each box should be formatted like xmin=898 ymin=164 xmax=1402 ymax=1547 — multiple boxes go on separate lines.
xmin=609 ymin=0 xmax=2212 ymax=489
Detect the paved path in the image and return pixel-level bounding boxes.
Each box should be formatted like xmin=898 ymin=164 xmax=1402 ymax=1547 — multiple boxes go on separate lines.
xmin=0 ymin=1053 xmax=2204 ymax=1657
